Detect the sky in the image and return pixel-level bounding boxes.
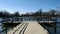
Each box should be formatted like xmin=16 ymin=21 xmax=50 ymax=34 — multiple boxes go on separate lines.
xmin=0 ymin=0 xmax=60 ymax=14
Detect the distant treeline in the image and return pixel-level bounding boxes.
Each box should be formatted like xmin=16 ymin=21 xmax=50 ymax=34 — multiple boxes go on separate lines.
xmin=0 ymin=9 xmax=60 ymax=17
xmin=0 ymin=10 xmax=20 ymax=17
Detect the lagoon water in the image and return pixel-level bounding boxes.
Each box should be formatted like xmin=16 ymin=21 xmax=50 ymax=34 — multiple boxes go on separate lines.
xmin=56 ymin=17 xmax=60 ymax=34
xmin=0 ymin=18 xmax=2 ymax=31
xmin=0 ymin=17 xmax=60 ymax=34
xmin=0 ymin=26 xmax=2 ymax=31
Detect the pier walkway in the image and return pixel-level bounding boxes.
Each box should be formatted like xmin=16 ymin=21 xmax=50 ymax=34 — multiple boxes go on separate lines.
xmin=0 ymin=21 xmax=49 ymax=34
xmin=24 ymin=21 xmax=48 ymax=34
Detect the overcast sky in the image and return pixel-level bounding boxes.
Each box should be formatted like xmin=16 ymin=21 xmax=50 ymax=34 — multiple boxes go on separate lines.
xmin=0 ymin=0 xmax=60 ymax=14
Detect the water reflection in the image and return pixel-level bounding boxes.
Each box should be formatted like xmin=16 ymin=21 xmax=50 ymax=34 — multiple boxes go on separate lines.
xmin=0 ymin=26 xmax=2 ymax=31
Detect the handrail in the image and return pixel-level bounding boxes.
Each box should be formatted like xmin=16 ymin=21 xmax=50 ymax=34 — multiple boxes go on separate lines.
xmin=47 ymin=23 xmax=60 ymax=28
xmin=0 ymin=27 xmax=10 ymax=33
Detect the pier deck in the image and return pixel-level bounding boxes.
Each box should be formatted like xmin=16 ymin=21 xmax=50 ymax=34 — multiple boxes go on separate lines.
xmin=0 ymin=21 xmax=49 ymax=34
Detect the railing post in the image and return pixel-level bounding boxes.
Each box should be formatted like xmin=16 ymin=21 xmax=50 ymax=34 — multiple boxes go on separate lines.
xmin=6 ymin=25 xmax=7 ymax=34
xmin=54 ymin=17 xmax=57 ymax=34
xmin=6 ymin=17 xmax=7 ymax=34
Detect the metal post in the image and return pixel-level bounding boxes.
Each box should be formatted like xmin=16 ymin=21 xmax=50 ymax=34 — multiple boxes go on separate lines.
xmin=6 ymin=25 xmax=7 ymax=34
xmin=55 ymin=17 xmax=57 ymax=34
xmin=12 ymin=19 xmax=13 ymax=30
xmin=6 ymin=17 xmax=7 ymax=34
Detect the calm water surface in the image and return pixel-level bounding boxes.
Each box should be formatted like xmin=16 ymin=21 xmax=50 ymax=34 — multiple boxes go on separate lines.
xmin=0 ymin=18 xmax=2 ymax=31
xmin=56 ymin=17 xmax=60 ymax=34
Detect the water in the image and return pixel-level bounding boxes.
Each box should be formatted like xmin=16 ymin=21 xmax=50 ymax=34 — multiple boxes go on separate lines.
xmin=0 ymin=18 xmax=2 ymax=31
xmin=56 ymin=17 xmax=60 ymax=34
xmin=48 ymin=17 xmax=60 ymax=34
xmin=0 ymin=26 xmax=2 ymax=31
xmin=22 ymin=17 xmax=36 ymax=21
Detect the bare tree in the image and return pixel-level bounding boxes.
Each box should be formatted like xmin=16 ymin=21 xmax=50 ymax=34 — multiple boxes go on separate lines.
xmin=13 ymin=11 xmax=20 ymax=17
